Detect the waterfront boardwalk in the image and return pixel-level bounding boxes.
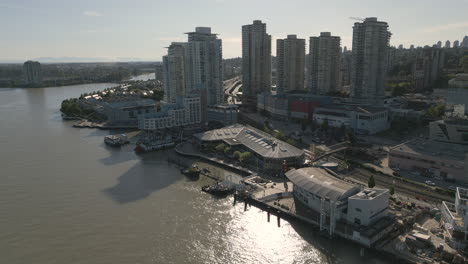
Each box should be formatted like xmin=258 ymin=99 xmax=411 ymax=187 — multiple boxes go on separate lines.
xmin=175 ymin=142 xmax=255 ymax=176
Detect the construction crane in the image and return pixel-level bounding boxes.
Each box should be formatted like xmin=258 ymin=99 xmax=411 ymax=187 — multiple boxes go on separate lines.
xmin=349 ymin=16 xmax=365 ymax=22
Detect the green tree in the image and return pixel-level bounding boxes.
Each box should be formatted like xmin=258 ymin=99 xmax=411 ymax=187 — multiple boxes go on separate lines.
xmin=426 ymin=104 xmax=445 ymax=118
xmin=233 ymin=151 xmax=241 ymax=159
xmin=286 ymin=138 xmax=296 ymax=146
xmin=390 ymin=186 xmax=395 ymax=196
xmin=224 ymin=147 xmax=232 ymax=155
xmin=239 ymin=152 xmax=251 ymax=162
xmin=215 ymin=143 xmax=225 ymax=153
xmin=368 ymin=175 xmax=376 ymax=188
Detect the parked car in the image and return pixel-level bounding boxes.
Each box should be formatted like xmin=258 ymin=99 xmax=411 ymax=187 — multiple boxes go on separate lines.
xmin=425 ymin=180 xmax=436 ymax=186
xmin=393 ymin=172 xmax=401 ymax=177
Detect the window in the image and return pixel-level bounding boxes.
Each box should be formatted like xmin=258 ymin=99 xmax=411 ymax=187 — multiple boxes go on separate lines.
xmin=354 ymin=218 xmax=361 ymax=225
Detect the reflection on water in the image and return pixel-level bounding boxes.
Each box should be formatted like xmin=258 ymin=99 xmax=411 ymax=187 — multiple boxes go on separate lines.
xmin=0 ymin=81 xmax=392 ymax=264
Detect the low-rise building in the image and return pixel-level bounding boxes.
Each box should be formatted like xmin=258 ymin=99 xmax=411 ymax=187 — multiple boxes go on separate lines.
xmin=257 ymin=92 xmax=333 ymax=120
xmin=448 ymin=85 xmax=468 ymax=115
xmin=138 ymin=96 xmax=201 ymax=130
xmin=347 ymin=189 xmax=390 ymax=226
xmin=313 ymin=105 xmax=390 ymax=135
xmin=207 ymin=104 xmax=239 ymax=126
xmin=193 ymin=124 xmax=304 ymax=173
xmin=286 ymin=167 xmax=391 ymax=246
xmin=441 ymin=187 xmax=468 ymax=244
xmin=448 ymin=74 xmax=468 ymax=89
xmin=103 ymin=98 xmax=157 ymax=126
xmin=388 ymin=139 xmax=468 ymax=183
xmin=430 ymin=119 xmax=468 ymax=145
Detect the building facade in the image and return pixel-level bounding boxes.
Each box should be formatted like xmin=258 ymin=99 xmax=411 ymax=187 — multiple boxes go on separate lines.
xmin=194 ymin=124 xmax=304 ymax=173
xmin=313 ymin=105 xmax=390 ymax=135
xmin=430 ymin=119 xmax=468 ymax=144
xmin=103 ymin=99 xmax=157 ymax=126
xmin=286 ymin=167 xmax=390 ymax=243
xmin=242 ymin=20 xmax=272 ymax=108
xmin=388 ymin=139 xmax=468 ymax=183
xmin=412 ymin=47 xmax=445 ymax=91
xmin=256 ymin=92 xmax=333 ymax=121
xmin=23 ymin=60 xmax=42 ymax=85
xmin=350 ymin=17 xmax=391 ymax=106
xmin=308 ymin=32 xmax=341 ymax=95
xmin=163 ymin=42 xmax=188 ymax=103
xmin=207 ymin=104 xmax=239 ymax=126
xmin=138 ymin=96 xmax=201 ymax=130
xmin=185 ymin=27 xmax=223 ymax=106
xmin=441 ymin=187 xmax=468 ymax=243
xmin=276 ymin=35 xmax=306 ymax=94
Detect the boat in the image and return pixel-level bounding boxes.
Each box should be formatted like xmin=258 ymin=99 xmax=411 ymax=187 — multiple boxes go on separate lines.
xmin=201 ymin=182 xmax=235 ymax=196
xmin=104 ymin=134 xmax=129 ymax=147
xmin=181 ymin=164 xmax=201 ymax=178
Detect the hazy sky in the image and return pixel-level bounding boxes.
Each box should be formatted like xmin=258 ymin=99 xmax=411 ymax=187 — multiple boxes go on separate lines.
xmin=1 ymin=0 xmax=468 ymax=61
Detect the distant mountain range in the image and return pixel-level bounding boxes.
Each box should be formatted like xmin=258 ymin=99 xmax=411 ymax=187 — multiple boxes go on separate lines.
xmin=0 ymin=57 xmax=160 ymax=63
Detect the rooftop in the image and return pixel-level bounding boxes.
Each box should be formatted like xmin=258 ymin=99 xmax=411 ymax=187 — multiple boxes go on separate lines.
xmin=349 ymin=188 xmax=388 ymax=201
xmin=389 ymin=139 xmax=468 ymax=161
xmin=285 ymin=167 xmax=360 ymax=201
xmin=194 ymin=124 xmax=304 ymax=159
xmin=315 ymin=104 xmax=388 ymax=115
xmin=105 ymin=99 xmax=156 ymax=109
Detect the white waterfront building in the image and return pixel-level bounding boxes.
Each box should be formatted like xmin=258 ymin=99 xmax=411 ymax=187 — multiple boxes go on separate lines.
xmin=286 ymin=167 xmax=390 ymax=245
xmin=138 ymin=96 xmax=201 ymax=130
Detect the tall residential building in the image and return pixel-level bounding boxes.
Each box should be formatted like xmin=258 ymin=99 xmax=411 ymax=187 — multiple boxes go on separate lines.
xmin=437 ymin=41 xmax=442 ymax=48
xmin=412 ymin=47 xmax=445 ymax=91
xmin=350 ymin=17 xmax=391 ymax=106
xmin=410 ymin=44 xmax=415 ymax=50
xmin=276 ymin=35 xmax=306 ymax=94
xmin=163 ymin=42 xmax=188 ymax=103
xmin=23 ymin=60 xmax=42 ymax=85
xmin=308 ymin=32 xmax=341 ymax=95
xmin=185 ymin=27 xmax=223 ymax=106
xmin=155 ymin=64 xmax=163 ymax=82
xmin=398 ymin=44 xmax=403 ymax=50
xmin=454 ymin=40 xmax=460 ymax=48
xmin=445 ymin=40 xmax=451 ymax=49
xmin=462 ymin=36 xmax=468 ymax=48
xmin=241 ymin=20 xmax=272 ymax=107
xmin=386 ymin=46 xmax=397 ymax=73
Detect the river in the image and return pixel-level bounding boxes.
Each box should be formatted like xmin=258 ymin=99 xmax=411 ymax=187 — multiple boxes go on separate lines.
xmin=0 ymin=79 xmax=391 ymax=264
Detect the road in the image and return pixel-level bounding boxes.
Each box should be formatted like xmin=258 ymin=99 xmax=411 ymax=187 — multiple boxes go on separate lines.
xmin=345 ymin=167 xmax=454 ymax=203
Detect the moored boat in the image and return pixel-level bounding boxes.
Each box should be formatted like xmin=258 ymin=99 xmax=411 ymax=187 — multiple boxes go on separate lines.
xmin=104 ymin=134 xmax=129 ymax=147
xmin=201 ymin=183 xmax=235 ymax=196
